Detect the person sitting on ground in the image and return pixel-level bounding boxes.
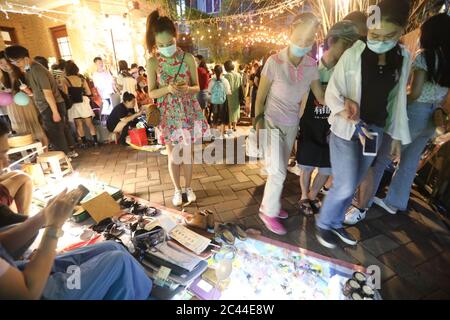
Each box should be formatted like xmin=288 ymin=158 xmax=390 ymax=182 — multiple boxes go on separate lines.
xmin=0 ymin=120 xmax=33 ymax=219
xmin=0 ymin=187 xmax=153 ymax=299
xmin=106 ymin=92 xmax=142 ymax=145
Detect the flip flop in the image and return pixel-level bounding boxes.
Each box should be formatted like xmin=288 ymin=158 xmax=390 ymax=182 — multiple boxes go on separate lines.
xmin=216 ymin=224 xmax=235 ymax=245
xmin=224 ymin=223 xmax=248 ymax=241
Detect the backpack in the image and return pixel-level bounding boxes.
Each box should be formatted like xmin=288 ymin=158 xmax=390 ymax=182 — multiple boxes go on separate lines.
xmin=66 ymin=76 xmax=84 ymax=104
xmin=210 ymin=79 xmax=226 ymax=105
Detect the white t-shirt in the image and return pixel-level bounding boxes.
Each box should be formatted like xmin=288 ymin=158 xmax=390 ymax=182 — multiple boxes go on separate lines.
xmin=413 ymin=51 xmax=449 ymax=104
xmin=92 ymin=71 xmax=115 ymax=99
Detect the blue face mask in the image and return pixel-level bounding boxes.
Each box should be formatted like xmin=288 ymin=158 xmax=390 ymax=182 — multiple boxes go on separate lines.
xmin=366 ymin=39 xmax=397 ymax=54
xmin=289 ymin=43 xmax=312 ymax=58
xmin=158 ymin=44 xmax=177 ymax=57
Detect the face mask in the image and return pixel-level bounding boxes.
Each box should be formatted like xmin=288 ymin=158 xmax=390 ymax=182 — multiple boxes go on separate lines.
xmin=158 ymin=44 xmax=177 ymax=57
xmin=289 ymin=43 xmax=312 ymax=58
xmin=367 ymin=39 xmax=397 ymax=54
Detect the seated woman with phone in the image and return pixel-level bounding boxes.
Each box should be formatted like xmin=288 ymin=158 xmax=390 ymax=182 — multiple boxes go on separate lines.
xmin=0 ymin=187 xmax=153 ymax=299
xmin=106 ymin=92 xmax=143 ymax=145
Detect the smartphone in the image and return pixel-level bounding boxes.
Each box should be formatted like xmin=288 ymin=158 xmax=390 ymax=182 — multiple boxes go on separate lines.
xmin=76 ymin=184 xmax=90 ymax=204
xmin=363 ymin=132 xmax=379 ymax=156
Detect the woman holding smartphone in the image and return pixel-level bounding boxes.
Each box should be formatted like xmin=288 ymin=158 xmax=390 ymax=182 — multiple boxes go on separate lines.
xmin=316 ymin=0 xmax=412 ymax=249
xmin=146 ymin=10 xmax=209 ymax=207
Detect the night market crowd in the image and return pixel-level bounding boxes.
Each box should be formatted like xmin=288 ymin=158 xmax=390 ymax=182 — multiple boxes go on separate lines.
xmin=0 ymin=0 xmax=449 ymax=299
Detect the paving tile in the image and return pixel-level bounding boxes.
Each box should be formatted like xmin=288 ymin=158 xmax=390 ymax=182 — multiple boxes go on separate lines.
xmin=361 ymin=234 xmax=400 ymax=257
xmin=233 ymin=204 xmax=260 ymax=219
xmin=197 ymin=195 xmax=225 ymax=207
xmin=248 ymin=174 xmax=265 ymax=186
xmin=200 ymin=175 xmax=223 ymax=184
xmin=377 ymin=251 xmax=417 ymax=277
xmin=219 ymin=210 xmax=238 ymax=223
xmin=214 ymin=199 xmax=245 ymax=212
xmin=390 ymin=241 xmax=440 ymax=267
xmin=380 ymin=276 xmax=422 ymax=300
xmin=233 ymin=172 xmax=251 ymax=182
xmin=219 ymin=186 xmax=238 ymax=201
xmin=230 ymin=181 xmax=256 ymax=191
xmin=344 ymin=245 xmax=396 ymax=282
xmin=234 ymin=190 xmax=257 ymax=206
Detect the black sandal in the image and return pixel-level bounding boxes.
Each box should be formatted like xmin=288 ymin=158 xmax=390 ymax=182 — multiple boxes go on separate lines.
xmin=216 ymin=224 xmax=235 ymax=245
xmin=298 ymin=199 xmax=314 ymax=216
xmin=309 ymin=199 xmax=322 ymax=214
xmin=225 ymin=223 xmax=248 ymax=241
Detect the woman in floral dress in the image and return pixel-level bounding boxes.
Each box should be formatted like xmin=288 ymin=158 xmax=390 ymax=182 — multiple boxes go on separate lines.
xmin=146 ymin=10 xmax=209 ymax=207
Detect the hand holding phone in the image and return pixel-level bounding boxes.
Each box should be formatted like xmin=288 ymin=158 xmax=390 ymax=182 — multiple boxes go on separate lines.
xmin=363 ymin=132 xmax=379 ymax=156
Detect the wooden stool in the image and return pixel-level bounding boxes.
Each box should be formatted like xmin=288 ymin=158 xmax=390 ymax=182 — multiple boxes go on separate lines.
xmin=37 ymin=151 xmax=73 ymax=180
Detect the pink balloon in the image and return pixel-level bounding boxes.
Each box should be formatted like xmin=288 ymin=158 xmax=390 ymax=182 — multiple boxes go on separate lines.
xmin=0 ymin=92 xmax=13 ymax=107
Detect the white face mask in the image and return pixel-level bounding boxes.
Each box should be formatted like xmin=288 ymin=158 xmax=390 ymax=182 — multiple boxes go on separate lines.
xmin=158 ymin=44 xmax=177 ymax=57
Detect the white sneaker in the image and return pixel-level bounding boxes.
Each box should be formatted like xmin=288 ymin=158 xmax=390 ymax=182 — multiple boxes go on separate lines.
xmin=172 ymin=190 xmax=183 ymax=207
xmin=185 ymin=187 xmax=196 ymax=203
xmin=67 ymin=151 xmax=79 ymax=158
xmin=373 ymin=197 xmax=397 ymax=215
xmin=287 ymin=164 xmax=302 ymax=176
xmin=344 ymin=206 xmax=367 ymax=225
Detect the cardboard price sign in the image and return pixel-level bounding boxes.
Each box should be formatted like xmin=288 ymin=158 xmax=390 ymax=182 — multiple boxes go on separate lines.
xmin=81 ymin=192 xmax=121 ymax=222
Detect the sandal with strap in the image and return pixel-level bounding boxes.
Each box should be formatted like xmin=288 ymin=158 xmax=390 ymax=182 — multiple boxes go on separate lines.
xmin=298 ymin=199 xmax=314 ymax=217
xmin=224 ymin=223 xmax=248 ymax=241
xmin=216 ymin=223 xmax=235 ymax=245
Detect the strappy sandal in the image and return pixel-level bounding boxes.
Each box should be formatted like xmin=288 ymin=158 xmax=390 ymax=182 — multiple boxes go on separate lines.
xmin=298 ymin=199 xmax=314 ymax=217
xmin=216 ymin=224 xmax=235 ymax=245
xmin=224 ymin=223 xmax=248 ymax=241
xmin=309 ymin=199 xmax=322 ymax=214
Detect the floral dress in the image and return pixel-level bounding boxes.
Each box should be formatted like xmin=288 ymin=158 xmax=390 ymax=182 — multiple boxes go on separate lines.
xmin=155 ymin=48 xmax=209 ymax=145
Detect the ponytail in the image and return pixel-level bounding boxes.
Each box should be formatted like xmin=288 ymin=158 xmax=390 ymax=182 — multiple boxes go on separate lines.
xmin=146 ymin=10 xmax=177 ymax=52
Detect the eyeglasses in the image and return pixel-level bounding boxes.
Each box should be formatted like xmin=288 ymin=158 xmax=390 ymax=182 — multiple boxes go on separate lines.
xmin=8 ymin=58 xmax=23 ymax=65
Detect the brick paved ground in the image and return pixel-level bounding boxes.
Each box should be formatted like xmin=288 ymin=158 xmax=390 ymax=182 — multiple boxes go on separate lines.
xmin=71 ymin=126 xmax=450 ymax=300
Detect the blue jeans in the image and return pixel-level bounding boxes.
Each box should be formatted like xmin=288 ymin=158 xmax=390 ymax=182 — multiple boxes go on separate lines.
xmin=317 ymin=125 xmax=384 ymax=230
xmin=16 ymin=241 xmax=152 ymax=300
xmin=376 ymin=102 xmax=436 ymax=211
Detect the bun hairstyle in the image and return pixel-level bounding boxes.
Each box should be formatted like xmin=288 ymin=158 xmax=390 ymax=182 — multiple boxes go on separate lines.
xmin=146 ymin=10 xmax=177 ymax=51
xmin=123 ymin=92 xmax=135 ymax=103
xmin=378 ymin=0 xmax=411 ymax=27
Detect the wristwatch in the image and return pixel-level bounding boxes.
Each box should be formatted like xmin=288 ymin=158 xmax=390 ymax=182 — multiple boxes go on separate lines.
xmin=44 ymin=226 xmax=64 ymax=239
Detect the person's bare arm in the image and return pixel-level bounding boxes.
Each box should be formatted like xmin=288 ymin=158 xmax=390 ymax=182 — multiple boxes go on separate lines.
xmin=310 ymin=79 xmax=325 ymax=105
xmin=147 ymin=57 xmax=173 ymax=99
xmin=0 ymin=189 xmax=83 ymax=300
xmin=407 ymin=68 xmax=426 ymax=104
xmin=185 ymin=53 xmax=200 ymax=95
xmin=42 ymin=89 xmax=61 ymax=122
xmin=254 ymin=75 xmax=273 ymax=130
xmin=0 ymin=211 xmax=45 ymax=254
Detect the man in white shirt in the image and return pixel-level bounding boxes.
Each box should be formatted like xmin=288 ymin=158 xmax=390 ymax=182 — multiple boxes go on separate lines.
xmin=92 ymin=57 xmax=117 ymax=115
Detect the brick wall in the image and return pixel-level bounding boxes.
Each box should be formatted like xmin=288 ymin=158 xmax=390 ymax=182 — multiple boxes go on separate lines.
xmin=0 ymin=13 xmax=60 ymax=58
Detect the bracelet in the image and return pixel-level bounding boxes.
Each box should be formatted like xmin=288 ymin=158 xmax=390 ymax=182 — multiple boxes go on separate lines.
xmin=43 ymin=226 xmax=64 ymax=239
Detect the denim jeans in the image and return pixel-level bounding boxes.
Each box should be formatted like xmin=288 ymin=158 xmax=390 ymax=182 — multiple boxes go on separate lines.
xmin=383 ymin=102 xmax=436 ymax=210
xmin=260 ymin=119 xmax=299 ymax=217
xmin=317 ymin=125 xmax=384 ymax=230
xmin=14 ymin=241 xmax=152 ymax=300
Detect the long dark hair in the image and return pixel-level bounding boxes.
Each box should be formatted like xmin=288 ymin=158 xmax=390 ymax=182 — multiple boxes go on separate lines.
xmin=378 ymin=0 xmax=411 ymax=28
xmin=214 ymin=65 xmax=223 ymax=81
xmin=0 ymin=50 xmax=25 ymax=92
xmin=146 ymin=10 xmax=177 ymax=52
xmin=118 ymin=60 xmax=132 ymax=77
xmin=420 ymin=13 xmax=450 ymax=87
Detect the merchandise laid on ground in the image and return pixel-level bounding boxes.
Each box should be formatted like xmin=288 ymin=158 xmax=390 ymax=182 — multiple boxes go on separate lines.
xmin=26 ymin=179 xmax=380 ymax=300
